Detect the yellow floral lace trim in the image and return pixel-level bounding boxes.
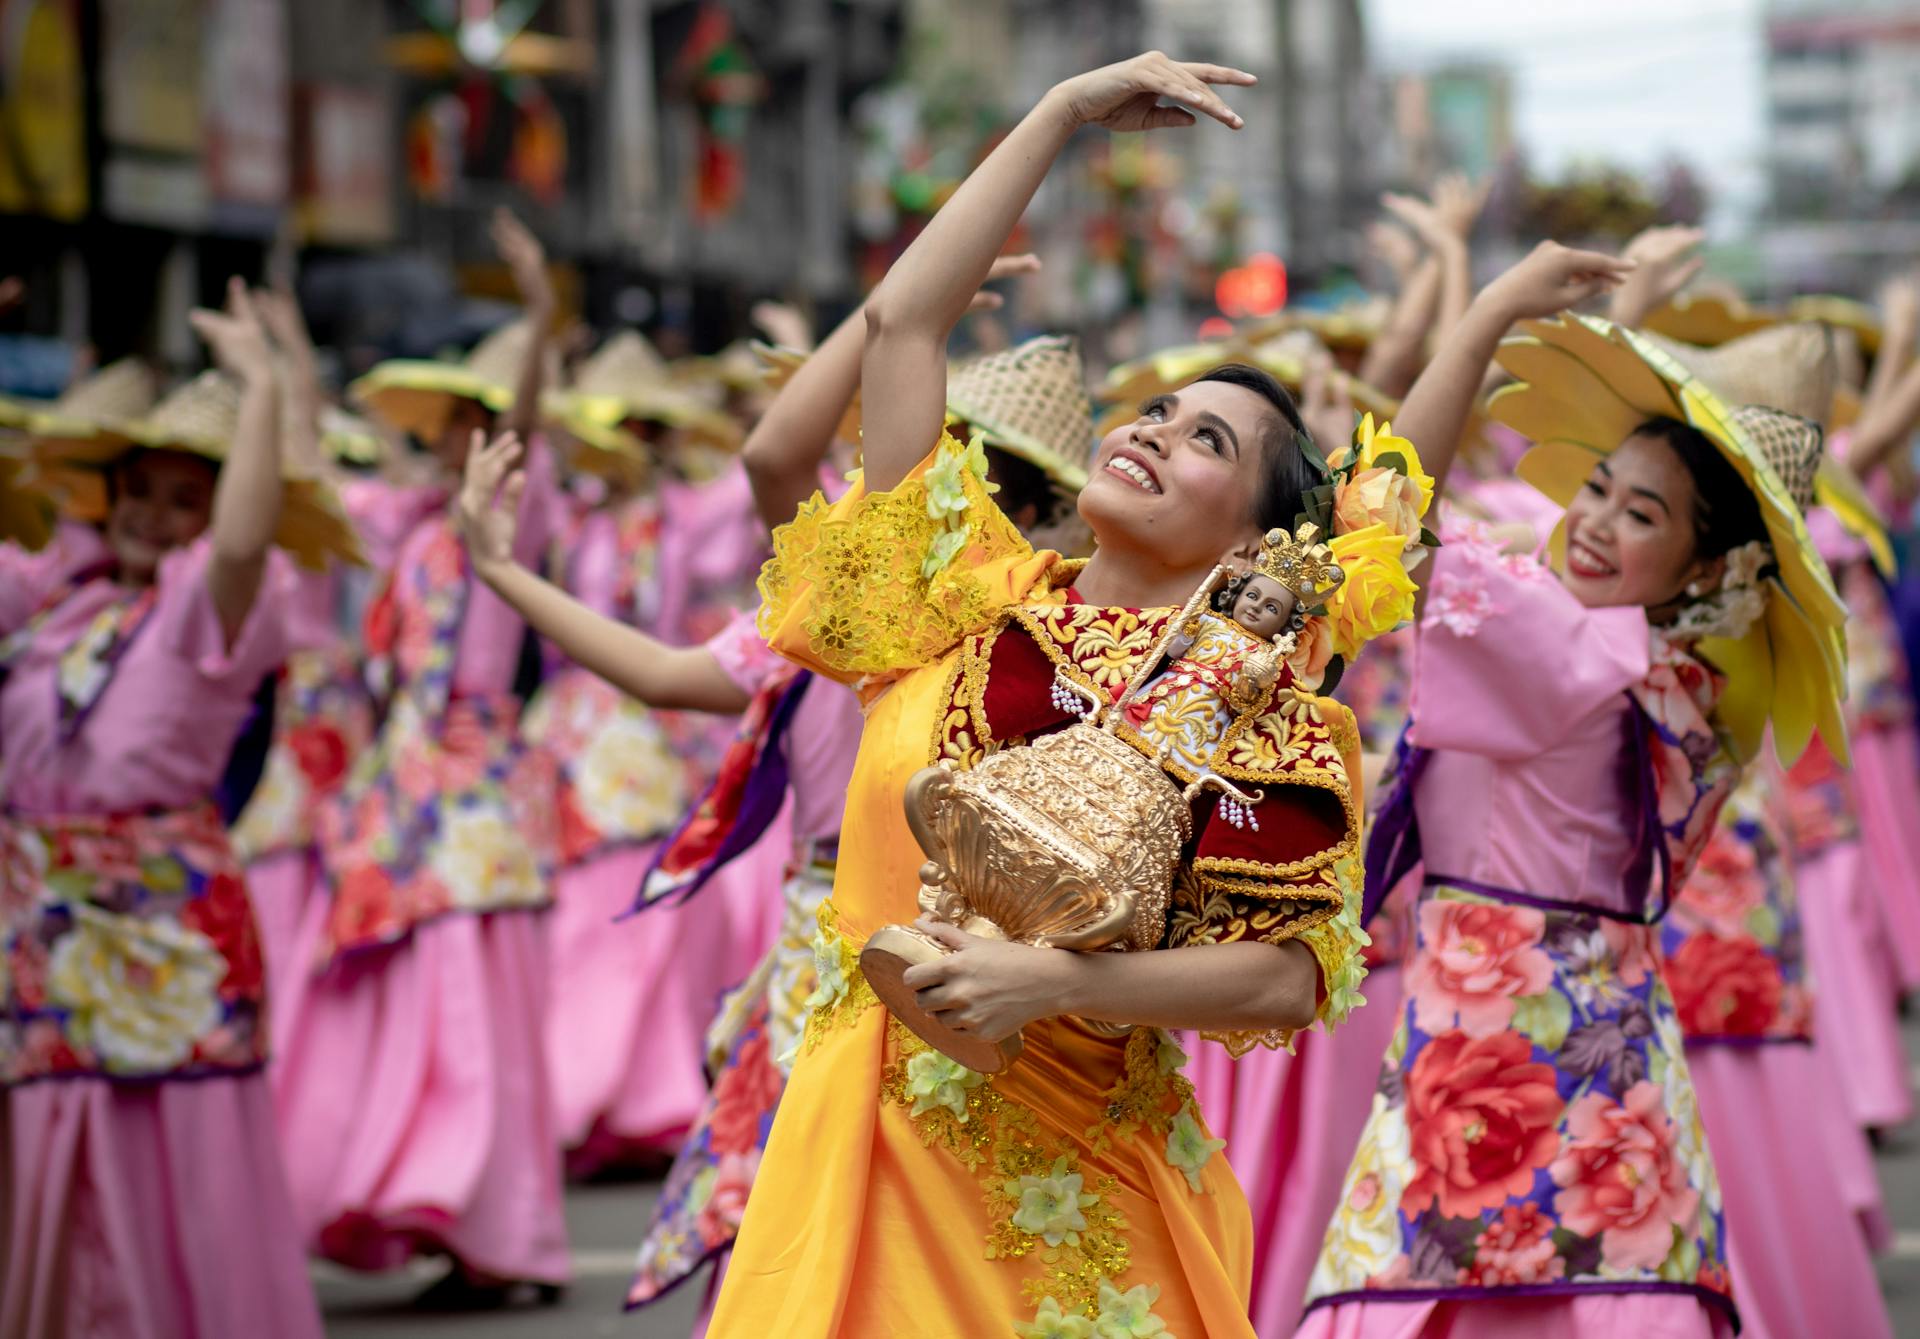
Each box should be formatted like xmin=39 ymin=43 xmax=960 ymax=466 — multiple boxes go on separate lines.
xmin=797 ymin=901 xmax=880 ymax=1056
xmin=756 ymin=431 xmax=1031 ymax=682
xmin=882 ymin=1020 xmax=1209 ymax=1317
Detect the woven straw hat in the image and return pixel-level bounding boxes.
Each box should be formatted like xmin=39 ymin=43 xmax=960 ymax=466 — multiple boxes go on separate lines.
xmin=1642 ymin=292 xmax=1779 ymax=348
xmin=575 ymin=330 xmax=668 ymax=396
xmin=754 ymin=335 xmax=1097 ymax=494
xmin=1639 ymin=323 xmax=1837 ymax=442
xmin=944 ymin=335 xmax=1095 ymax=493
xmin=1491 ymin=313 xmax=1844 ymax=766
xmin=24 ymin=370 xmax=364 ymax=570
xmin=1788 ymin=295 xmax=1881 ymax=357
xmin=0 ymin=358 xmax=159 ymax=446
xmin=552 ymin=329 xmax=742 ymax=455
xmin=349 ymin=319 xmax=530 ymax=441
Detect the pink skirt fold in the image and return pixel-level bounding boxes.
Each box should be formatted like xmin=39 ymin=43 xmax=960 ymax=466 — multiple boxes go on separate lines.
xmin=1684 ymin=1043 xmax=1893 ymax=1339
xmin=270 ymin=901 xmax=570 ymax=1282
xmin=1 ymin=1073 xmax=323 ymax=1339
xmin=1851 ymin=724 xmax=1920 ymax=992
xmin=1794 ymin=841 xmax=1915 ymax=1130
xmin=546 ymin=821 xmax=788 ymax=1176
xmin=1189 ymin=964 xmax=1406 ymax=1335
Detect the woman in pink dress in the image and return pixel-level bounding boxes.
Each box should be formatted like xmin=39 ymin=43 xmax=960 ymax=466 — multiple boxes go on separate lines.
xmin=269 ymin=211 xmax=574 ymax=1308
xmin=1300 ymin=261 xmax=1847 ymax=1337
xmin=525 ymin=407 xmax=784 ymax=1176
xmin=1 ymin=285 xmax=344 ymax=1338
xmin=1660 ymin=769 xmax=1893 ymax=1339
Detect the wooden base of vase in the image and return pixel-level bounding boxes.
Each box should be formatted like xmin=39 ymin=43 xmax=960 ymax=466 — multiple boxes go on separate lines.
xmin=859 ymin=924 xmax=1025 ymax=1074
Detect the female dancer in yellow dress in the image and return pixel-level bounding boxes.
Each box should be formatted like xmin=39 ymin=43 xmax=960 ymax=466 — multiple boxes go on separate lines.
xmin=697 ymin=53 xmax=1395 ymax=1338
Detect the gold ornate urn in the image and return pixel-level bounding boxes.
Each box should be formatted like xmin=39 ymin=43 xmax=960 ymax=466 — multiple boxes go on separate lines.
xmin=860 ymin=714 xmax=1197 ymax=1071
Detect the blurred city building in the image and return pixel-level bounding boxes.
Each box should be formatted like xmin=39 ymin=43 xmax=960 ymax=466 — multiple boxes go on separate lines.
xmin=1762 ymin=0 xmax=1920 ymax=292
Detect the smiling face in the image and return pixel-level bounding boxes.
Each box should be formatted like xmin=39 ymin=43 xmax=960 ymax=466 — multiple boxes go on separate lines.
xmin=1077 ymin=381 xmax=1276 ymax=574
xmin=1231 ymin=573 xmax=1297 ymax=640
xmin=105 ymin=449 xmax=219 ymax=583
xmin=1559 ymin=433 xmax=1718 ymax=612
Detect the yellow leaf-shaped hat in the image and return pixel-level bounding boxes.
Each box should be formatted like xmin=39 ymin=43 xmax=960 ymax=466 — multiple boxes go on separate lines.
xmin=349 ymin=319 xmax=530 ymax=442
xmin=1490 ymin=314 xmax=1845 ymax=766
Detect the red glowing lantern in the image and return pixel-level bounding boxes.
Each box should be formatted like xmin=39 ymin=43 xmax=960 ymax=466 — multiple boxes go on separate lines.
xmin=1214 ymin=252 xmax=1288 ymax=319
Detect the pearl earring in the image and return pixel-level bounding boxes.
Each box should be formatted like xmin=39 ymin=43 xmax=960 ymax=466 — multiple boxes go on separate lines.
xmin=1686 ymin=579 xmax=1710 ymax=598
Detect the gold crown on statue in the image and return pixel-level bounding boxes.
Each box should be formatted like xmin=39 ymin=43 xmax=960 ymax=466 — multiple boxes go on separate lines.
xmin=1253 ymin=522 xmax=1345 ymax=607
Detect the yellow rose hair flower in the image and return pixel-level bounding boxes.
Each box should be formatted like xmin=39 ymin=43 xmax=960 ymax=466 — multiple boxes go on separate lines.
xmin=1325 ymin=523 xmax=1419 ymax=658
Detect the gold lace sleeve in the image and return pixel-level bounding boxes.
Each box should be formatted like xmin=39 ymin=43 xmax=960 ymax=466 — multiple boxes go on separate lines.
xmin=756 ymin=431 xmax=1037 ymax=685
xmin=1173 ymin=851 xmax=1372 ymax=1057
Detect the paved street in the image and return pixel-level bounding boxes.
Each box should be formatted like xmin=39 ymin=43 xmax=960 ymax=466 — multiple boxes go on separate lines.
xmin=318 ymin=1011 xmax=1920 ymax=1337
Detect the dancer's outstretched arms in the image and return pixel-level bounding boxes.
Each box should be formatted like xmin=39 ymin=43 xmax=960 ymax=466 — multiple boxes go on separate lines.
xmin=457 ymin=431 xmax=750 ymax=714
xmin=195 ymin=279 xmax=284 ymax=644
xmin=1396 ymin=241 xmax=1635 ymax=508
xmin=742 ymin=254 xmax=1040 ymax=530
xmin=860 ymin=52 xmax=1252 ymax=494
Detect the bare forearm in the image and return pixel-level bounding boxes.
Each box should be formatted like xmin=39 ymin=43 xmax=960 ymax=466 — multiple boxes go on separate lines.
xmin=1432 ymin=237 xmax=1472 ymax=344
xmin=280 ymin=362 xmax=325 ymax=477
xmin=1849 ymin=356 xmax=1920 ymax=477
xmin=1360 ymin=258 xmax=1442 ymax=396
xmin=205 ymin=373 xmax=283 ymax=640
xmin=743 ymin=304 xmax=865 ymax=529
xmin=502 ymin=320 xmax=550 ymax=444
xmin=1864 ymin=331 xmax=1914 ymax=417
xmin=861 ymin=96 xmax=1076 ymax=491
xmin=474 ymin=557 xmax=751 ymax=713
xmin=1046 ymin=938 xmax=1319 ymax=1034
xmin=1397 ymin=292 xmax=1515 ymax=506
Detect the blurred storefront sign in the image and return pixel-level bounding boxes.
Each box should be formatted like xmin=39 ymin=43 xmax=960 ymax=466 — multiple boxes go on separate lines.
xmin=99 ymin=0 xmax=290 ymax=234
xmin=99 ymin=0 xmax=204 ymax=226
xmin=0 ymin=0 xmax=88 ymax=220
xmin=295 ymin=84 xmax=394 ymax=246
xmin=203 ymin=0 xmax=290 ymax=228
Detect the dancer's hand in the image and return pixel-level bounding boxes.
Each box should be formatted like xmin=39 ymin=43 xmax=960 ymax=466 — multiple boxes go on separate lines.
xmin=456 ymin=430 xmax=526 ymax=573
xmin=1366 ymin=220 xmax=1422 ymax=284
xmin=902 ymin=919 xmax=1073 ymax=1042
xmin=1608 ymin=224 xmax=1706 ymax=328
xmin=190 ymin=278 xmax=275 ymax=384
xmin=1479 ymin=241 xmax=1636 ymax=325
xmin=1431 ymin=171 xmax=1491 ymax=240
xmin=1051 ymin=52 xmax=1254 ymax=134
xmin=1300 ymin=352 xmax=1355 ymax=456
xmin=969 ymin=252 xmax=1042 ymax=313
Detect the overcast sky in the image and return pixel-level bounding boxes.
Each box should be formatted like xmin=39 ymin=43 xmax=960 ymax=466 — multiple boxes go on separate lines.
xmin=1363 ymin=0 xmax=1767 ymax=226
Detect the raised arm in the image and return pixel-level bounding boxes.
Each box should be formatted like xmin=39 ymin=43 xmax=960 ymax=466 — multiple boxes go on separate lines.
xmin=1606 ymin=225 xmax=1706 ymax=331
xmin=1863 ymin=272 xmax=1917 ymax=418
xmin=741 ymin=254 xmax=1041 ymax=529
xmin=1359 ymin=255 xmax=1442 ymax=399
xmin=254 ymin=285 xmax=325 ymax=478
xmin=1397 ymin=241 xmax=1635 ymax=507
xmin=193 ymin=280 xmax=284 ymax=644
xmin=1847 ymin=354 xmax=1920 ymax=478
xmin=1380 ymin=173 xmax=1486 ymax=352
xmin=859 ymin=52 xmax=1252 ymax=493
xmin=493 ymin=209 xmax=555 ymax=445
xmin=456 ymin=431 xmax=750 ymax=714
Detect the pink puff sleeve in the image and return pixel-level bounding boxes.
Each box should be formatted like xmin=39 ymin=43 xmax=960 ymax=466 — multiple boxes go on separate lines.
xmin=705 ymin=606 xmax=787 ymax=697
xmin=149 ymin=537 xmax=298 ymax=687
xmin=1409 ymin=530 xmax=1650 ymax=760
xmin=0 ymin=522 xmax=109 ymax=635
